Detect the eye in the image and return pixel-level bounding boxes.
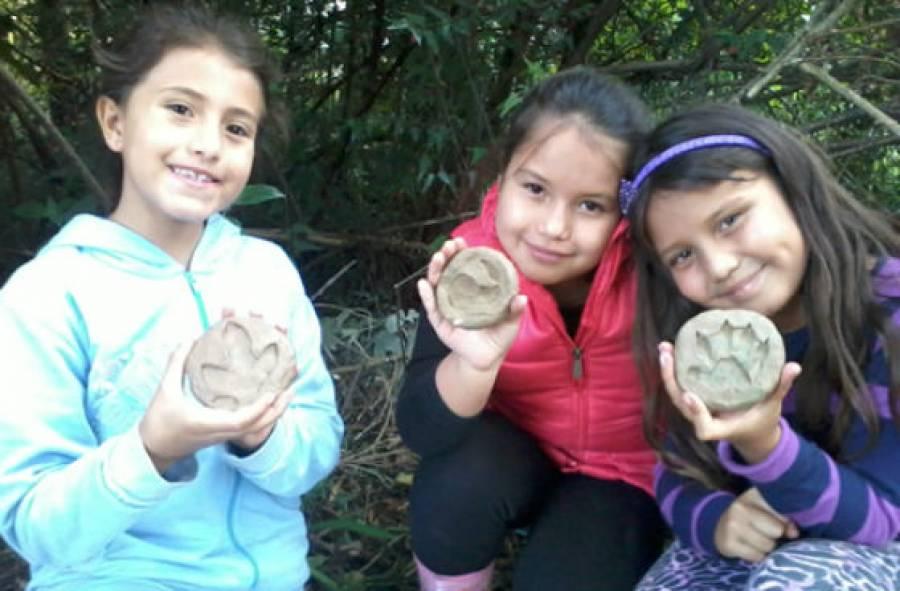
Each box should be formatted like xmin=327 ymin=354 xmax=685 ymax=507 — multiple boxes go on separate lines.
xmin=226 ymin=123 xmax=252 ymax=138
xmin=522 ymin=182 xmax=544 ymax=197
xmin=718 ymin=212 xmax=741 ymax=231
xmin=667 ymin=247 xmax=694 ymax=268
xmin=579 ymin=200 xmax=608 ymax=214
xmin=166 ymin=103 xmax=192 ymax=116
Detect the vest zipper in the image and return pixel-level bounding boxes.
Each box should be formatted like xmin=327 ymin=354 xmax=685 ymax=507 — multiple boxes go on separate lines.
xmin=572 ymin=346 xmax=583 ymax=381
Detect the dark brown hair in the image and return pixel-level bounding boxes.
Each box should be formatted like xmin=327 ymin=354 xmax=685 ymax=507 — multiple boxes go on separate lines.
xmin=499 ymin=66 xmax=652 ymax=173
xmin=93 ymin=3 xmax=285 ymax=211
xmin=627 ymin=103 xmax=900 ymax=489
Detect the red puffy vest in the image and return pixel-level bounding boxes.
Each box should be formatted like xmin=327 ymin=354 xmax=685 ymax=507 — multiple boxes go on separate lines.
xmin=452 ymin=185 xmax=655 ymax=494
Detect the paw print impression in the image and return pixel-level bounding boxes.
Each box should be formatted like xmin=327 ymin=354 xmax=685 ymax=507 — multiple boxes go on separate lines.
xmin=436 ymin=247 xmax=518 ymax=329
xmin=674 ymin=309 xmax=785 ymax=412
xmin=185 ymin=316 xmax=296 ymax=410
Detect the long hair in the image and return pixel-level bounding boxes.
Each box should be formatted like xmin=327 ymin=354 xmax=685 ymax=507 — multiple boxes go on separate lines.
xmin=627 ymin=104 xmax=900 ymax=489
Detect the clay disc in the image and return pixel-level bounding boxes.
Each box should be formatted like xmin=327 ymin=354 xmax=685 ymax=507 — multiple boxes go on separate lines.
xmin=185 ymin=316 xmax=296 ymax=410
xmin=674 ymin=309 xmax=785 ymax=412
xmin=435 ymin=247 xmax=518 ymax=329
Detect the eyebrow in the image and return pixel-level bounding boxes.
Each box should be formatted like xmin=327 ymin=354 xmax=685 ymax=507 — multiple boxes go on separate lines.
xmin=514 ymin=166 xmax=617 ymax=201
xmin=161 ymin=86 xmax=261 ymax=121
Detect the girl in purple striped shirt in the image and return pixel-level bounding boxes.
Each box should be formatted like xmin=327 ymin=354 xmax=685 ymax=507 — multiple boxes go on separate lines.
xmin=622 ymin=104 xmax=900 ymax=590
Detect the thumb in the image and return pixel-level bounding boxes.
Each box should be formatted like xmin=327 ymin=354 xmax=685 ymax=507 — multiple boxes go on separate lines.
xmin=164 ymin=342 xmax=193 ymax=385
xmin=772 ymin=362 xmax=802 ymax=405
xmin=507 ymin=294 xmax=528 ymax=318
xmin=784 ymin=520 xmax=800 ymax=539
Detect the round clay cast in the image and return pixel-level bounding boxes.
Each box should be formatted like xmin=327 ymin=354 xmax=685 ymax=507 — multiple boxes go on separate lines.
xmin=674 ymin=308 xmax=785 ymax=412
xmin=185 ymin=316 xmax=296 ymax=410
xmin=435 ymin=247 xmax=519 ymax=329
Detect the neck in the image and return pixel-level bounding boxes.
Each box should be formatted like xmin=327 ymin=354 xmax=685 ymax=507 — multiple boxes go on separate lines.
xmin=547 ymin=275 xmax=592 ymax=309
xmin=109 ymin=209 xmax=204 ymax=267
xmin=771 ymin=292 xmax=806 ymax=332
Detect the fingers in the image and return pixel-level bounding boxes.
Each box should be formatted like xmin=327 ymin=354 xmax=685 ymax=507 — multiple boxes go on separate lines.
xmin=166 ymin=342 xmax=192 ymax=381
xmin=783 ymin=520 xmax=800 ymax=539
xmin=771 ymin=362 xmax=802 ymax=405
xmin=426 ymin=237 xmax=467 ymax=285
xmin=747 ymin=507 xmax=789 ymax=540
xmin=417 ymin=278 xmax=445 ymax=331
xmin=717 ymin=498 xmax=787 ymax=563
xmin=507 ymin=294 xmax=528 ymax=319
xmin=658 ymin=342 xmax=711 ymax=428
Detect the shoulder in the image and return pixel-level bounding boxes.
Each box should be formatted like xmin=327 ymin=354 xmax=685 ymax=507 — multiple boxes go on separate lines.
xmin=871 ymin=256 xmax=900 ymax=301
xmin=2 ymin=239 xmax=86 ymax=310
xmin=207 ymin=216 xmax=302 ymax=286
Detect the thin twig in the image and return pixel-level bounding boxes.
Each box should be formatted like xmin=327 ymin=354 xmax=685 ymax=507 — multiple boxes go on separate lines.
xmin=0 ymin=65 xmax=107 ymax=203
xmin=735 ymin=0 xmax=858 ymax=101
xmin=392 ymin=262 xmax=429 ymax=291
xmin=311 ymin=259 xmax=358 ymax=302
xmin=798 ymin=62 xmax=900 ymax=139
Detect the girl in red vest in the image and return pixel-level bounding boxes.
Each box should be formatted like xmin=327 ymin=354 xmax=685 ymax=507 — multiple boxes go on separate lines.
xmin=397 ymin=67 xmax=667 ymax=590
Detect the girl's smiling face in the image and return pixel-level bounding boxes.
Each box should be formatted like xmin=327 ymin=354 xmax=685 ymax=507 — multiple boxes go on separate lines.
xmin=97 ymin=45 xmax=264 ymax=256
xmin=494 ymin=119 xmax=626 ymax=305
xmin=646 ymin=171 xmax=808 ymax=330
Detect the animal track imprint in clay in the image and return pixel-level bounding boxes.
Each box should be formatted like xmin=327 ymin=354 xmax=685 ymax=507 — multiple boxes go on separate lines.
xmin=185 ymin=316 xmax=296 ymax=410
xmin=435 ymin=247 xmax=519 ymax=329
xmin=674 ymin=309 xmax=785 ymax=412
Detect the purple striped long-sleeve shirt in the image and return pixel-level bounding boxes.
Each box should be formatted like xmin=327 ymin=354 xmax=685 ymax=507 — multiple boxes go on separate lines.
xmin=656 ymin=257 xmax=900 ymax=555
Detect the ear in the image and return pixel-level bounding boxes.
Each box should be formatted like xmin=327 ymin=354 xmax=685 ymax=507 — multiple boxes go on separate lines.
xmin=96 ymin=96 xmax=125 ymax=153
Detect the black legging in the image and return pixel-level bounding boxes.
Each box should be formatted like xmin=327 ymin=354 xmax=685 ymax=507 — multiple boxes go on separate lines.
xmin=409 ymin=413 xmax=668 ymax=591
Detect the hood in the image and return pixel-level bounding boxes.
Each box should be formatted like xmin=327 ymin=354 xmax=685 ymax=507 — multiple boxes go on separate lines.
xmin=40 ymin=213 xmax=243 ymax=277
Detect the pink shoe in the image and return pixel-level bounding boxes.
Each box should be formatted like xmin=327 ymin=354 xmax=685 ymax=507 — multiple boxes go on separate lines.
xmin=414 ymin=555 xmax=494 ymax=591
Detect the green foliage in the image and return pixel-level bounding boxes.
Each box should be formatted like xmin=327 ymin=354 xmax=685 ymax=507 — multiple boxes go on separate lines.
xmin=2 ymin=0 xmax=896 ymax=293
xmin=234 ymin=184 xmax=286 ymax=206
xmin=0 ymin=1 xmax=897 ymax=587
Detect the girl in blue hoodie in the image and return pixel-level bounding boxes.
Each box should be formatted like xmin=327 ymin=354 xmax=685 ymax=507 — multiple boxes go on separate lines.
xmin=0 ymin=6 xmax=343 ymax=590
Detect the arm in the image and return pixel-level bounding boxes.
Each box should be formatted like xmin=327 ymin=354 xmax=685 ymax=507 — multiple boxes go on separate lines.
xmin=718 ymin=286 xmax=900 ymax=545
xmin=654 ymin=461 xmax=736 ymax=554
xmin=224 ymin=267 xmax=343 ymax=498
xmin=396 ymin=313 xmax=482 ymax=457
xmin=719 ymin=408 xmax=900 ymax=546
xmin=0 ymin=279 xmax=184 ymax=567
xmin=396 ymin=238 xmax=525 ymax=457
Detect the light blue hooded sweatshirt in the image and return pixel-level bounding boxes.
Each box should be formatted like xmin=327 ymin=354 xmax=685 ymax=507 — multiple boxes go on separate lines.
xmin=0 ymin=214 xmax=344 ymax=590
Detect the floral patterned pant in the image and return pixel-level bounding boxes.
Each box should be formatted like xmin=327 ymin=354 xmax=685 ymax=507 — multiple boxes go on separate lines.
xmin=635 ymin=539 xmax=900 ymax=590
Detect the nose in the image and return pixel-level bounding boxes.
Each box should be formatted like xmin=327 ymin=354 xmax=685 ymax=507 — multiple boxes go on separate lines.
xmin=705 ymin=247 xmax=739 ymax=282
xmin=189 ymin=119 xmax=221 ymax=158
xmin=538 ymin=201 xmax=571 ymax=240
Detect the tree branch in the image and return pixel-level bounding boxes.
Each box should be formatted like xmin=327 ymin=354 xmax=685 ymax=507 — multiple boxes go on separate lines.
xmin=0 ymin=65 xmax=106 ymax=203
xmin=734 ymin=0 xmax=858 ymax=101
xmin=825 ymin=135 xmax=899 ymax=158
xmin=798 ymin=62 xmax=900 ymax=139
xmin=562 ymin=0 xmax=624 ymax=68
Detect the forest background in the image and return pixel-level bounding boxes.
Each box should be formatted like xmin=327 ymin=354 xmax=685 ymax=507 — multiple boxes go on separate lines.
xmin=0 ymin=0 xmax=897 ymax=589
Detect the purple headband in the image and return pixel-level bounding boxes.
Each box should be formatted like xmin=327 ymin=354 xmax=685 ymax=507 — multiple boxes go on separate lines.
xmin=618 ymin=134 xmax=769 ymax=215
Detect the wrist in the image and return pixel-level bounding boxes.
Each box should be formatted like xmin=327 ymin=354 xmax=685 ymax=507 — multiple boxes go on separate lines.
xmin=230 ymin=425 xmax=275 ymax=456
xmin=436 ymin=353 xmax=499 ymax=417
xmin=733 ymin=423 xmax=782 ymax=465
xmin=138 ymin=418 xmax=181 ymax=474
xmin=454 ymin=350 xmax=504 ymax=375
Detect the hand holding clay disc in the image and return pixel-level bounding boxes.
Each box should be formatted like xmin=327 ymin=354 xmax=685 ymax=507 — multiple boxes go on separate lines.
xmin=435 ymin=247 xmax=519 ymax=329
xmin=185 ymin=316 xmax=296 ymax=411
xmin=674 ymin=309 xmax=785 ymax=412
